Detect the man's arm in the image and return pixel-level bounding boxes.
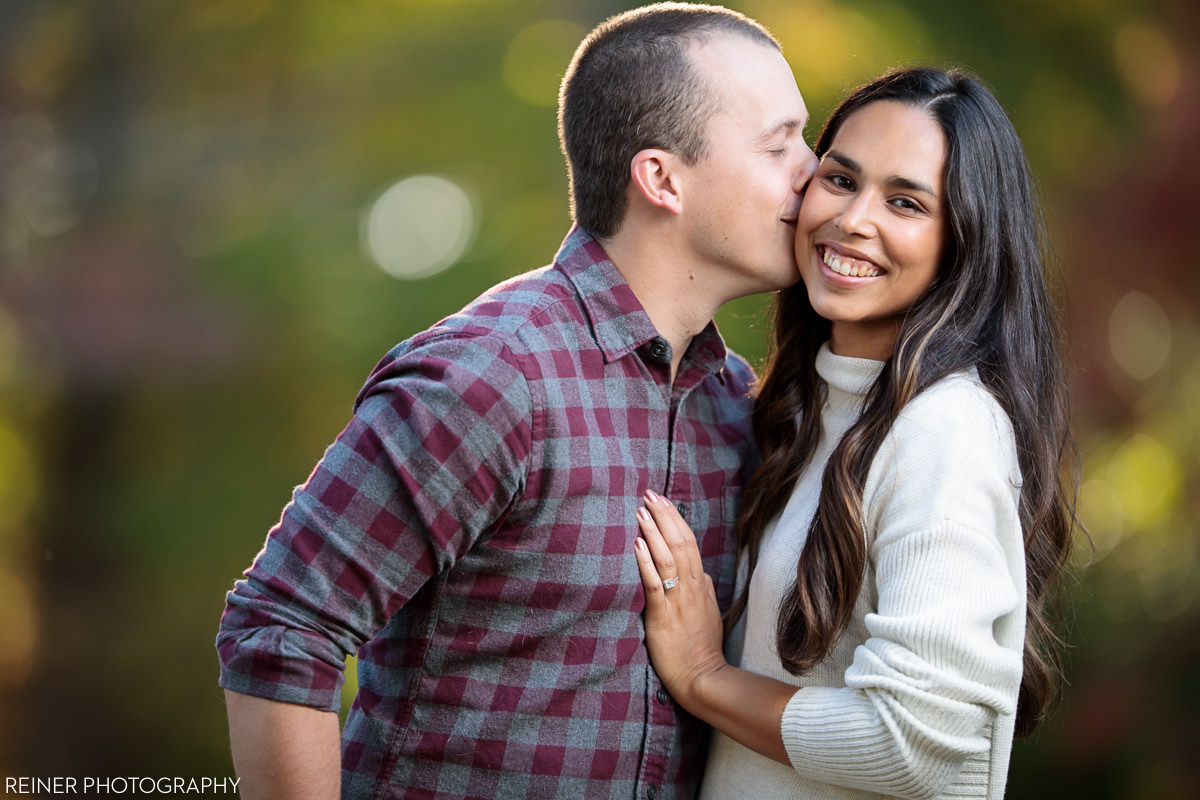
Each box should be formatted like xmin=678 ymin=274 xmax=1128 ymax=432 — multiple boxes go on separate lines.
xmin=216 ymin=334 xmax=534 ymax=792
xmin=225 ymin=691 xmax=341 ymax=800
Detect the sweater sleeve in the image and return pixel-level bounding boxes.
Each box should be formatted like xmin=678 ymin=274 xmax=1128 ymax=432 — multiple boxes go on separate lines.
xmin=779 ymin=378 xmax=1025 ymax=800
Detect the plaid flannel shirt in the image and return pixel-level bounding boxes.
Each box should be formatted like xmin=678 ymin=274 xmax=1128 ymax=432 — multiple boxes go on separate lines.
xmin=217 ymin=226 xmax=758 ymax=799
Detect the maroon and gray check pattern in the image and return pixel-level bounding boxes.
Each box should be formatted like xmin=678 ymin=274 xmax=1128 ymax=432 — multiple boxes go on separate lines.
xmin=217 ymin=226 xmax=757 ymax=799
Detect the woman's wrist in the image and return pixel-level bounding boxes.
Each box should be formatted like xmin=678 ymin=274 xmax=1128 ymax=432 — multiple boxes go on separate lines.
xmin=679 ymin=662 xmax=798 ymax=766
xmin=651 ymin=646 xmax=727 ymax=718
xmin=681 ymin=659 xmax=732 ymax=722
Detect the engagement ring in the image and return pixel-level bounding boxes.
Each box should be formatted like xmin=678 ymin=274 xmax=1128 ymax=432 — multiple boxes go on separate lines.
xmin=661 ymin=576 xmax=679 ymax=590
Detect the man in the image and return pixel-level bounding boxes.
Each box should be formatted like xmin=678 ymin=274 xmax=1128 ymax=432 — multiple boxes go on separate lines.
xmin=217 ymin=3 xmax=816 ymax=798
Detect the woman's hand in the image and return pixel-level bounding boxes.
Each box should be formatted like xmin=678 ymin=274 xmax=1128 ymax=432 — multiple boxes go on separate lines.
xmin=634 ymin=490 xmax=729 ymax=711
xmin=633 ymin=490 xmax=798 ymax=765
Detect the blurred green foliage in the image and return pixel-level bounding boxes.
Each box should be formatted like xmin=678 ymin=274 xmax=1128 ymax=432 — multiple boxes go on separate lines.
xmin=0 ymin=0 xmax=1196 ymax=795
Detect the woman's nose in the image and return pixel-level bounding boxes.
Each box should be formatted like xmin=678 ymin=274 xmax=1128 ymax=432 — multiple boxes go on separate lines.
xmin=836 ymin=192 xmax=875 ymax=237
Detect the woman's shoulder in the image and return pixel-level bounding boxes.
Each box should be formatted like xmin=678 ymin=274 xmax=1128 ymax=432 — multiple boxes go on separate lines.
xmin=864 ymin=368 xmax=1023 ymax=543
xmin=867 ymin=369 xmax=1020 ymax=505
xmin=894 ymin=368 xmax=1015 ymax=453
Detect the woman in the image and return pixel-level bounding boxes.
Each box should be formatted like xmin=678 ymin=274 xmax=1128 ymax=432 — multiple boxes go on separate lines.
xmin=633 ymin=67 xmax=1077 ymax=799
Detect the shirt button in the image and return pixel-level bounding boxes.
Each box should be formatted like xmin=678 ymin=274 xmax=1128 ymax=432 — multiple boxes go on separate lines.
xmin=647 ymin=786 xmax=659 ymax=800
xmin=648 ymin=339 xmax=670 ymax=360
xmin=675 ymin=502 xmax=688 ymax=520
xmin=656 ymin=687 xmax=670 ymax=705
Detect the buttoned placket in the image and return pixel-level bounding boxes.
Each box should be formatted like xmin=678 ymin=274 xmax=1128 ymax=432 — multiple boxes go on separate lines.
xmin=635 ymin=334 xmax=674 ymax=799
xmin=636 ymin=333 xmax=721 ymax=800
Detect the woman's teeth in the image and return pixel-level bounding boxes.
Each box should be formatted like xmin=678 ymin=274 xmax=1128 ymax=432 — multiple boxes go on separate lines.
xmin=822 ymin=248 xmax=881 ymax=278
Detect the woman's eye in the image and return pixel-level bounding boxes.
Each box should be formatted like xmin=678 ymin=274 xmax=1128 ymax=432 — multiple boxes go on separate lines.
xmin=891 ymin=197 xmax=922 ymax=212
xmin=827 ymin=174 xmax=853 ymax=190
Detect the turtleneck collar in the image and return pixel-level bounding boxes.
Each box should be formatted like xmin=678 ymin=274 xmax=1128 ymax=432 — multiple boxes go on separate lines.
xmin=815 ymin=342 xmax=884 ymax=406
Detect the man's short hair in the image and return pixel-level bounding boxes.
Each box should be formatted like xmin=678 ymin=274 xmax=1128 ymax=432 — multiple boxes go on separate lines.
xmin=558 ymin=3 xmax=779 ymax=239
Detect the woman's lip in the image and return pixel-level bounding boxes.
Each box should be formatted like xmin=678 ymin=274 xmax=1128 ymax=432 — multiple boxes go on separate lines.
xmin=817 ymin=244 xmax=884 ymax=279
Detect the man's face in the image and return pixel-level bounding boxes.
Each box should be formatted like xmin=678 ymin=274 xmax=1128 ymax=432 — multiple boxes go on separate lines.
xmin=676 ymin=35 xmax=817 ymax=299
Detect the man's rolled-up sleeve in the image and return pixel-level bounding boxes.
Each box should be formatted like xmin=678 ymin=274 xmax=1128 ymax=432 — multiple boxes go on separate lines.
xmin=216 ymin=331 xmax=533 ymax=710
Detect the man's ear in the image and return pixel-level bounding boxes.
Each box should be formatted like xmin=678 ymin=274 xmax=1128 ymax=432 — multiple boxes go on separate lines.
xmin=629 ymin=149 xmax=684 ymax=215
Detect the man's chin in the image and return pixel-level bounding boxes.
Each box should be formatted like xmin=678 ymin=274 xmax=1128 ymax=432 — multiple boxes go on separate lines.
xmin=767 ymin=264 xmax=803 ymax=291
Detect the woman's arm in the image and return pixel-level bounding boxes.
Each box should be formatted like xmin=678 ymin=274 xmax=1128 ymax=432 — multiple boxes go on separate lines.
xmin=634 ymin=378 xmax=1026 ymax=799
xmin=634 ymin=492 xmax=798 ymax=765
xmin=779 ymin=383 xmax=1024 ymax=798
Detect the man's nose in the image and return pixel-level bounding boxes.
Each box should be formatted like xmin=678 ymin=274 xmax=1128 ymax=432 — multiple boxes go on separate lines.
xmin=793 ymin=146 xmax=818 ymax=193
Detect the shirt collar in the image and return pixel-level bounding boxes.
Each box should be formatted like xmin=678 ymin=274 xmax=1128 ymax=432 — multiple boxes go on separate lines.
xmin=554 ymin=226 xmax=729 ymax=374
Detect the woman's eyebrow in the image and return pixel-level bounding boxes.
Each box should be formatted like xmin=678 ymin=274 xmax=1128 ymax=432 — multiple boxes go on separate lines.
xmin=888 ymin=175 xmax=937 ymax=197
xmin=826 ymin=149 xmax=936 ymax=197
xmin=825 ymin=150 xmax=860 ymax=172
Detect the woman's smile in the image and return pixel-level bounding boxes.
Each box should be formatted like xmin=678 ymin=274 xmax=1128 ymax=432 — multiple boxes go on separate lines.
xmin=796 ymin=99 xmax=948 ymax=360
xmin=818 ymin=244 xmax=883 ymax=279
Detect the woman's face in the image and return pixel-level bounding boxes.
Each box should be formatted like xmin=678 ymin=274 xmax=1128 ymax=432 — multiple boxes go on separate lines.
xmin=795 ymin=100 xmax=948 ymax=360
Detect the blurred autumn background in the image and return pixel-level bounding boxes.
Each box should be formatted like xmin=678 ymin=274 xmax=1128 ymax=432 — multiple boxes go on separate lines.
xmin=0 ymin=0 xmax=1196 ymax=796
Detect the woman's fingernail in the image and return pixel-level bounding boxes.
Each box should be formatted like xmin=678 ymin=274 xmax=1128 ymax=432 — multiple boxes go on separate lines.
xmin=637 ymin=507 xmax=651 ymax=521
xmin=644 ymin=489 xmax=660 ymax=504
xmin=662 ymin=497 xmax=673 ymax=508
xmin=634 ymin=537 xmax=646 ymax=551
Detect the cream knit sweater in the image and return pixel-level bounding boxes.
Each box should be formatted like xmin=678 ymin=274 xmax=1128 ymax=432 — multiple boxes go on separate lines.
xmin=701 ymin=344 xmax=1025 ymax=800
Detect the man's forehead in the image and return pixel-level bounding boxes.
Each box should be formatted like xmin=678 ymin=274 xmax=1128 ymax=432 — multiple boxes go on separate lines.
xmin=685 ymin=30 xmax=775 ymax=64
xmin=680 ymin=33 xmax=805 ymax=144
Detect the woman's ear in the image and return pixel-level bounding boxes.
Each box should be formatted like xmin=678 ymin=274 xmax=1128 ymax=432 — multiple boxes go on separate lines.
xmin=629 ymin=149 xmax=684 ymax=215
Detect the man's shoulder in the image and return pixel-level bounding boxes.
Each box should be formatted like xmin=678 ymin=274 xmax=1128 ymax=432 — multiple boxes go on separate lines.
xmin=709 ymin=346 xmax=757 ymax=402
xmin=429 ymin=263 xmax=582 ymax=343
xmin=722 ymin=348 xmax=757 ymax=386
xmin=359 ymin=264 xmax=583 ymax=394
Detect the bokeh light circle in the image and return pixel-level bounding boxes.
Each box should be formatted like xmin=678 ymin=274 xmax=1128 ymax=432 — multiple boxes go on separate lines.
xmin=503 ymin=19 xmax=586 ymax=107
xmin=1113 ymin=21 xmax=1180 ymax=107
xmin=1108 ymin=291 xmax=1170 ymax=381
xmin=361 ymin=174 xmax=476 ymax=280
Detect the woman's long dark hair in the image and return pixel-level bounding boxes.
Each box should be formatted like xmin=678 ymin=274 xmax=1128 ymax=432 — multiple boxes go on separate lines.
xmin=731 ymin=67 xmax=1078 ymax=738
